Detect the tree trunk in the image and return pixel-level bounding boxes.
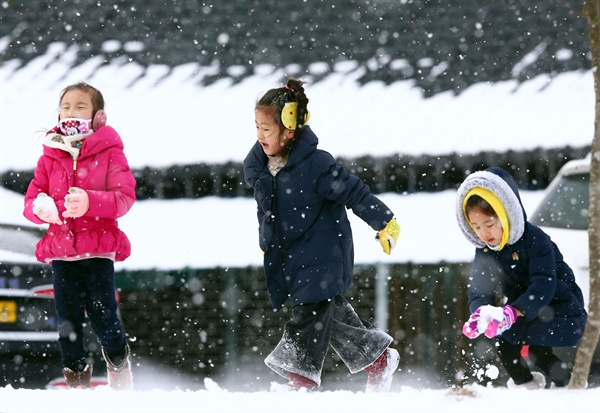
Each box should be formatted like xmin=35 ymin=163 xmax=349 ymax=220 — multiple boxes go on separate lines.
xmin=569 ymin=0 xmax=600 ymax=389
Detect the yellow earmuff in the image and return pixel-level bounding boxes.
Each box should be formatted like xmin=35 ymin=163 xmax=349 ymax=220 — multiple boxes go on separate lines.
xmin=281 ymin=102 xmax=310 ymax=131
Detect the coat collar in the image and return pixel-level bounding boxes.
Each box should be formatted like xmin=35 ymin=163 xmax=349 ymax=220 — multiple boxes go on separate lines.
xmin=42 ymin=126 xmax=124 ymax=161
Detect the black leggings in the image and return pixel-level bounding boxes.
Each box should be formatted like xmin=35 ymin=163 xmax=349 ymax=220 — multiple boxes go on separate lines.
xmin=52 ymin=258 xmax=126 ymax=371
xmin=497 ymin=338 xmax=571 ymax=387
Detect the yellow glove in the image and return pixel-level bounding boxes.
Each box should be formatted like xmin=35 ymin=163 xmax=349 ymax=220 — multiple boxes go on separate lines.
xmin=376 ymin=217 xmax=400 ymax=255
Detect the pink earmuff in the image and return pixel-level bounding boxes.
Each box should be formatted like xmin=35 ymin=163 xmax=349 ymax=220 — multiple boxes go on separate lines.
xmin=92 ymin=109 xmax=107 ymax=130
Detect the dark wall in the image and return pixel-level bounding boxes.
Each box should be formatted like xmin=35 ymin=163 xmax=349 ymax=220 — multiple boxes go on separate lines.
xmin=1 ymin=145 xmax=591 ymax=199
xmin=116 ymin=263 xmax=502 ymax=389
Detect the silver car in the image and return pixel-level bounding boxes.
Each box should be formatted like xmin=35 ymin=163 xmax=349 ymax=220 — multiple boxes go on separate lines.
xmin=0 ymin=222 xmax=108 ymax=388
xmin=529 ymin=155 xmax=598 ymax=385
xmin=0 ymin=223 xmax=58 ymax=354
xmin=529 ymin=156 xmax=590 ymax=307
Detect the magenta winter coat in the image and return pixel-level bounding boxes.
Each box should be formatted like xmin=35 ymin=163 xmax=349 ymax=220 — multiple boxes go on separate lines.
xmin=23 ymin=125 xmax=136 ymax=263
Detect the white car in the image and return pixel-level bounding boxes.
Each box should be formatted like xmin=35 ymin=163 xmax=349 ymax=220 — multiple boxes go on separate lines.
xmin=529 ymin=156 xmax=590 ymax=308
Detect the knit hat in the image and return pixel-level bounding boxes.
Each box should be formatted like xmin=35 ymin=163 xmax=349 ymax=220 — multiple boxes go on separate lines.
xmin=456 ymin=168 xmax=526 ymax=249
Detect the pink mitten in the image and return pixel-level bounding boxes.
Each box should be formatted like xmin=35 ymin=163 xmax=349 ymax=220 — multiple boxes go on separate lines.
xmin=462 ymin=307 xmax=484 ymax=339
xmin=63 ymin=187 xmax=89 ymax=218
xmin=484 ymin=305 xmax=518 ymax=338
xmin=33 ymin=193 xmax=62 ymax=224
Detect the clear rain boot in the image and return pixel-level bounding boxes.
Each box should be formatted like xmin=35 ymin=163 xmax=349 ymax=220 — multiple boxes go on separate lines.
xmin=365 ymin=348 xmax=400 ymax=393
xmin=270 ymin=372 xmax=317 ymax=392
xmin=102 ymin=344 xmax=133 ymax=390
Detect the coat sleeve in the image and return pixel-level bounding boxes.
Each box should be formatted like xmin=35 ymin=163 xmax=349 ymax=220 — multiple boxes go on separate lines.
xmin=85 ymin=148 xmax=136 ymax=219
xmin=243 ymin=147 xmax=270 ymax=252
xmin=312 ymin=151 xmax=393 ymax=231
xmin=254 ymin=186 xmax=267 ymax=252
xmin=511 ymin=235 xmax=557 ymax=320
xmin=467 ymin=250 xmax=501 ymax=313
xmin=23 ymin=156 xmax=51 ymax=225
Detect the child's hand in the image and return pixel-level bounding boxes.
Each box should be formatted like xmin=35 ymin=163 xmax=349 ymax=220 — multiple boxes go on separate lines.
xmin=62 ymin=187 xmax=89 ymax=218
xmin=463 ymin=305 xmax=519 ymax=339
xmin=375 ymin=217 xmax=400 ymax=255
xmin=33 ymin=193 xmax=62 ymax=224
xmin=483 ymin=305 xmax=518 ymax=338
xmin=462 ymin=307 xmax=484 ymax=339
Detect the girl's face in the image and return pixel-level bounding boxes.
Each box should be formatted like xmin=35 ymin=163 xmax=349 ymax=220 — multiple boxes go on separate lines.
xmin=255 ymin=109 xmax=294 ymax=157
xmin=59 ymin=89 xmax=94 ymax=123
xmin=467 ymin=208 xmax=504 ymax=247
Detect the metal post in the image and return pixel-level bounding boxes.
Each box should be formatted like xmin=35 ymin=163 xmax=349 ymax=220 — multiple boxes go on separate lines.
xmin=375 ymin=262 xmax=390 ymax=330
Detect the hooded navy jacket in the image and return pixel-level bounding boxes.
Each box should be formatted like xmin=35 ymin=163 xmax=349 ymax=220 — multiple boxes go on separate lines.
xmin=243 ymin=126 xmax=394 ymax=309
xmin=456 ymin=167 xmax=587 ymax=347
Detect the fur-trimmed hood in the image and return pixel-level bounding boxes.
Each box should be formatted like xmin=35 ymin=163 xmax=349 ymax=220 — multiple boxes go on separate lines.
xmin=455 ymin=167 xmax=526 ymax=248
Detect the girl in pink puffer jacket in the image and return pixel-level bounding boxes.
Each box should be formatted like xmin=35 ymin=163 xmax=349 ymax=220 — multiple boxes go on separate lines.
xmin=23 ymin=82 xmax=136 ymax=390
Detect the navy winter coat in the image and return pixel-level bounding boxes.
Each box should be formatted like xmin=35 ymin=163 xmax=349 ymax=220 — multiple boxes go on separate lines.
xmin=456 ymin=167 xmax=587 ymax=347
xmin=243 ymin=127 xmax=394 ymax=309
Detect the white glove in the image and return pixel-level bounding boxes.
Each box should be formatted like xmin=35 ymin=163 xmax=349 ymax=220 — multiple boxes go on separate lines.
xmin=33 ymin=193 xmax=62 ymax=224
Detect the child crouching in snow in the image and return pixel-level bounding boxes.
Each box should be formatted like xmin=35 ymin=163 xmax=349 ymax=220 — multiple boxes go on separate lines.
xmin=243 ymin=78 xmax=400 ymax=392
xmin=23 ymin=82 xmax=135 ymax=390
xmin=455 ymin=167 xmax=587 ymax=389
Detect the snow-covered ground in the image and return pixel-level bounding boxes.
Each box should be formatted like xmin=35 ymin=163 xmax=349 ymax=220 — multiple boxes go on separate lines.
xmin=0 ymin=48 xmax=597 ymax=412
xmin=1 ymin=378 xmax=599 ymax=413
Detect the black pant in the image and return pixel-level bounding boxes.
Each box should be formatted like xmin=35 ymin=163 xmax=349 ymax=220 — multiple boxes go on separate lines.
xmin=52 ymin=258 xmax=126 ymax=371
xmin=497 ymin=338 xmax=571 ymax=387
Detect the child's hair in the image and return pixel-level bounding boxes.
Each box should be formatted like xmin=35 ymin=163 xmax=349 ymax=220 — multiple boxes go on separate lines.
xmin=59 ymin=82 xmax=105 ymax=117
xmin=256 ymin=78 xmax=309 ymax=134
xmin=465 ymin=195 xmax=497 ymax=218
